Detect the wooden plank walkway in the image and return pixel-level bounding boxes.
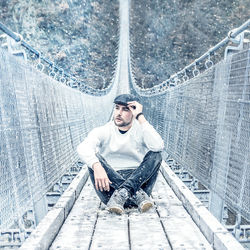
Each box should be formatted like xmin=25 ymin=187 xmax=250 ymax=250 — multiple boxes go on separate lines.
xmin=50 ymin=173 xmax=213 ymax=250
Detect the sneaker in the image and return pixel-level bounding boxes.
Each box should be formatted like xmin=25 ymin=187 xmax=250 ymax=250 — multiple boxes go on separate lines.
xmin=133 ymin=189 xmax=153 ymax=213
xmin=107 ymin=188 xmax=130 ymax=215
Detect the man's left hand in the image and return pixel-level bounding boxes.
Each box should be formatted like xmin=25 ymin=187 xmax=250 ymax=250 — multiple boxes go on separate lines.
xmin=127 ymin=101 xmax=143 ymax=118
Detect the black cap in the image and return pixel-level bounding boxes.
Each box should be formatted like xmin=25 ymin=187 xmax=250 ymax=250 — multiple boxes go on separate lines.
xmin=114 ymin=94 xmax=139 ymax=106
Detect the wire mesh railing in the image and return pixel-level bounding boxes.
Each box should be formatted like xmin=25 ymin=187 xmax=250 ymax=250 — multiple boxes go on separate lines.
xmin=130 ymin=23 xmax=250 ymax=224
xmin=0 ymin=46 xmax=119 ymax=235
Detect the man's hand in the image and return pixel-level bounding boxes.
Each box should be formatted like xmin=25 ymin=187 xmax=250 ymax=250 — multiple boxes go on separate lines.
xmin=92 ymin=162 xmax=112 ymax=192
xmin=127 ymin=101 xmax=146 ymax=123
xmin=127 ymin=101 xmax=142 ymax=117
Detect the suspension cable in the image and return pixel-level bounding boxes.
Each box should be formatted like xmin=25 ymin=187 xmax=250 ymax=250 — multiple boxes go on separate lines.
xmin=131 ymin=19 xmax=250 ymax=94
xmin=0 ymin=21 xmax=114 ymax=95
xmin=182 ymin=19 xmax=250 ymax=74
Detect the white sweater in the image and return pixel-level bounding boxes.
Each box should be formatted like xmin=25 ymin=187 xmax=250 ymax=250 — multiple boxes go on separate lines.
xmin=77 ymin=120 xmax=164 ymax=170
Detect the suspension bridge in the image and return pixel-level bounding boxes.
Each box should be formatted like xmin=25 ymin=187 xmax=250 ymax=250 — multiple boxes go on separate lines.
xmin=0 ymin=0 xmax=249 ymax=249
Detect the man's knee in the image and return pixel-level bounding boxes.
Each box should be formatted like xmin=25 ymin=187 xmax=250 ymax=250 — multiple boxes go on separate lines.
xmin=154 ymin=151 xmax=162 ymax=163
xmin=144 ymin=151 xmax=162 ymax=164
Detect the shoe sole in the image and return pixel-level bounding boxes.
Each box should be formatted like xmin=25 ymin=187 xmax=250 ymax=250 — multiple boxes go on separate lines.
xmin=107 ymin=206 xmax=124 ymax=215
xmin=140 ymin=202 xmax=153 ymax=213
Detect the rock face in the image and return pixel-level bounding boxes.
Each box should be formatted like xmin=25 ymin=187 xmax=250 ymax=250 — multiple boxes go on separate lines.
xmin=0 ymin=0 xmax=119 ymax=89
xmin=130 ymin=0 xmax=249 ymax=88
xmin=0 ymin=0 xmax=249 ymax=89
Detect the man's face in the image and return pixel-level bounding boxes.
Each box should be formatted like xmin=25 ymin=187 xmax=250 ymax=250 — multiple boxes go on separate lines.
xmin=113 ymin=104 xmax=133 ymax=128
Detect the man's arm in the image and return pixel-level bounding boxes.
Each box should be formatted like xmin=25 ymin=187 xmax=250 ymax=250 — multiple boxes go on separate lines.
xmin=77 ymin=127 xmax=111 ymax=191
xmin=128 ymin=101 xmax=164 ymax=151
xmin=92 ymin=162 xmax=112 ymax=192
xmin=77 ymin=128 xmax=101 ymax=167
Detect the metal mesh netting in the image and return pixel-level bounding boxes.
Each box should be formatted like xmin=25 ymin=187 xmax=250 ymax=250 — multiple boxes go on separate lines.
xmin=0 ymin=48 xmax=118 ymax=229
xmin=131 ymin=48 xmax=250 ymax=221
xmin=224 ymin=50 xmax=250 ymax=218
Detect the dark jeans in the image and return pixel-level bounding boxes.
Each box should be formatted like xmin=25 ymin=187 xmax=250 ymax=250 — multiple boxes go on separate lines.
xmin=88 ymin=151 xmax=162 ymax=208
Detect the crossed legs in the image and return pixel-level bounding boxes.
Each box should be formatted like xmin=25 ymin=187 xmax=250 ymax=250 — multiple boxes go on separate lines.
xmin=88 ymin=151 xmax=162 ymax=207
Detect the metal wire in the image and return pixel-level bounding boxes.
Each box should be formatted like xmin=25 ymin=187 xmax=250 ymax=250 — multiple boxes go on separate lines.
xmin=0 ymin=47 xmax=118 ymax=230
xmin=130 ymin=19 xmax=250 ymax=95
xmin=131 ymin=48 xmax=250 ymax=221
xmin=0 ymin=21 xmax=116 ymax=95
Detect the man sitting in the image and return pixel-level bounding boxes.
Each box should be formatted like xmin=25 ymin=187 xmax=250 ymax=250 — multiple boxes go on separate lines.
xmin=77 ymin=94 xmax=164 ymax=214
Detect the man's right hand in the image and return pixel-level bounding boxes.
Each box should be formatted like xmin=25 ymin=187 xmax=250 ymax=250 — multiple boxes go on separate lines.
xmin=92 ymin=162 xmax=112 ymax=192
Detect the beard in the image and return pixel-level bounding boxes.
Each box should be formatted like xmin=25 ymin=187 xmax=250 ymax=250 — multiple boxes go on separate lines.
xmin=114 ymin=116 xmax=132 ymax=127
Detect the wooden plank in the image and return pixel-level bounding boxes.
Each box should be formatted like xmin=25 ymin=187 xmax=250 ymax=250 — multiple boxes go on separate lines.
xmin=20 ymin=167 xmax=89 ymax=250
xmin=90 ymin=210 xmax=130 ymax=250
xmin=50 ymin=182 xmax=100 ymax=249
xmin=153 ymin=174 xmax=187 ymax=218
xmin=51 ymin=169 xmax=214 ymax=250
xmin=154 ymin=174 xmax=213 ymax=250
xmin=160 ymin=216 xmax=213 ymax=249
xmin=129 ymin=208 xmax=171 ymax=250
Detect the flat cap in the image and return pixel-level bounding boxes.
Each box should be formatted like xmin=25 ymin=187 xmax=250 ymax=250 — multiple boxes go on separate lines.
xmin=114 ymin=94 xmax=139 ymax=106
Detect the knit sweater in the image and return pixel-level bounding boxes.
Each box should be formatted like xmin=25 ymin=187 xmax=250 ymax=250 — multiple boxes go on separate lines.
xmin=77 ymin=120 xmax=164 ymax=170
